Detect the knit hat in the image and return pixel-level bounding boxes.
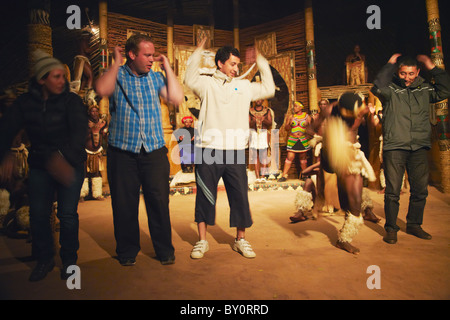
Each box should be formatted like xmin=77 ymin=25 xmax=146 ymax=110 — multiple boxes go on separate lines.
xmin=32 ymin=50 xmax=65 ymax=81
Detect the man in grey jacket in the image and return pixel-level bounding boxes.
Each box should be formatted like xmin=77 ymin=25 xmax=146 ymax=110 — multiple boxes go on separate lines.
xmin=371 ymin=54 xmax=450 ymax=244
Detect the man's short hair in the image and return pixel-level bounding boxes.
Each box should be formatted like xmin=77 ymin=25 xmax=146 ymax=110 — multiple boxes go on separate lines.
xmin=125 ymin=34 xmax=154 ymax=61
xmin=398 ymin=56 xmax=418 ymax=68
xmin=215 ymin=46 xmax=240 ymax=68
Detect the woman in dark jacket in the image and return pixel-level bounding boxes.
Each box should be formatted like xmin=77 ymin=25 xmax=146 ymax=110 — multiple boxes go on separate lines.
xmin=0 ymin=50 xmax=88 ymax=281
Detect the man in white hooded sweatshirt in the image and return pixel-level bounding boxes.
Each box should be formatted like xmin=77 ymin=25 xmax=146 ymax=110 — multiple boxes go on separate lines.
xmin=185 ymin=39 xmax=275 ymax=259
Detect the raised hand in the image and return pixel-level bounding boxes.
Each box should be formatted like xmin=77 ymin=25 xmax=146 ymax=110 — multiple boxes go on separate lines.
xmin=388 ymin=53 xmax=401 ymax=64
xmin=245 ymin=45 xmax=257 ymax=65
xmin=155 ymin=54 xmax=170 ymax=71
xmin=197 ymin=37 xmax=207 ymax=50
xmin=113 ymin=46 xmax=124 ymax=65
xmin=416 ymin=54 xmax=436 ymax=71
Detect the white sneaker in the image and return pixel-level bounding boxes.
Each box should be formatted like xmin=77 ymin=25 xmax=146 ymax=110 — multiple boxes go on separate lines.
xmin=233 ymin=238 xmax=256 ymax=258
xmin=190 ymin=240 xmax=209 ymax=259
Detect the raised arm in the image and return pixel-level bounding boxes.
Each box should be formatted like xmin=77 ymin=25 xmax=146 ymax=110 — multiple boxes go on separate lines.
xmin=417 ymin=54 xmax=450 ymax=102
xmin=371 ymin=53 xmax=401 ymax=102
xmin=184 ymin=38 xmax=207 ymax=98
xmin=95 ymin=46 xmax=123 ymax=97
xmin=158 ymin=54 xmax=184 ymax=105
xmin=249 ymin=47 xmax=275 ymax=101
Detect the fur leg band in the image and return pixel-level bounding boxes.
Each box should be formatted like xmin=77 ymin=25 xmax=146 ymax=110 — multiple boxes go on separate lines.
xmin=0 ymin=189 xmax=10 ymax=216
xmin=361 ymin=188 xmax=373 ymax=210
xmin=16 ymin=205 xmax=30 ymax=230
xmin=80 ymin=178 xmax=89 ymax=198
xmin=338 ymin=212 xmax=364 ymax=243
xmin=294 ymin=189 xmax=314 ymax=212
xmin=91 ymin=177 xmax=103 ymax=199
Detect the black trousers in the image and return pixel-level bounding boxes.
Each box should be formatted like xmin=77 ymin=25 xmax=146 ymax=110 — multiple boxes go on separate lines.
xmin=383 ymin=148 xmax=429 ymax=232
xmin=107 ymin=146 xmax=174 ymax=261
xmin=194 ymin=149 xmax=253 ymax=228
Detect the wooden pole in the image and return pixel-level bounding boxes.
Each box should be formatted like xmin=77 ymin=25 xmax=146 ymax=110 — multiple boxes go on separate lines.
xmin=98 ymin=1 xmax=110 ymax=120
xmin=167 ymin=0 xmax=174 ymax=65
xmin=98 ymin=1 xmax=108 ymax=74
xmin=233 ymin=0 xmax=240 ymax=51
xmin=304 ymin=0 xmax=318 ymax=114
xmin=426 ymin=0 xmax=450 ymax=192
xmin=164 ymin=1 xmax=180 ymax=175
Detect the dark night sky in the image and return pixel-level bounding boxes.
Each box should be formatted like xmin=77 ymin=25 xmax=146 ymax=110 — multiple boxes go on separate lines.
xmin=0 ymin=0 xmax=448 ymax=89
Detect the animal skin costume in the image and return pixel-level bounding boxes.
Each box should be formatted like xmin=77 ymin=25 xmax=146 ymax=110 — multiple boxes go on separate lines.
xmin=80 ymin=98 xmax=107 ymax=200
xmin=322 ymin=92 xmax=376 ymax=251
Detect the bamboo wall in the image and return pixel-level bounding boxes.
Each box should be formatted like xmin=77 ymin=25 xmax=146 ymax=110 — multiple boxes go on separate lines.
xmin=107 ymin=12 xmax=168 ymax=55
xmin=107 ymin=12 xmax=234 ymax=59
xmin=173 ymin=25 xmax=234 ymax=48
xmin=106 ymin=11 xmax=306 ymax=106
xmin=239 ymin=12 xmax=308 ymax=108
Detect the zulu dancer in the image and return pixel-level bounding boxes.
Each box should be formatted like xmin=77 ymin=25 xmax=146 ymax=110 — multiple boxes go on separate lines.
xmin=322 ymin=92 xmax=377 ymax=254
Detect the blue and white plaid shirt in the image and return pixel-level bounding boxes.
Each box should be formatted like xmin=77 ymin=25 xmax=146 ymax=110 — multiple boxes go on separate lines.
xmin=109 ymin=64 xmax=167 ymax=153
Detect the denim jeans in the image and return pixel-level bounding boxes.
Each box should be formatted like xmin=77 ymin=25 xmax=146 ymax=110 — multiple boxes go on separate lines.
xmin=28 ymin=165 xmax=85 ymax=264
xmin=383 ymin=148 xmax=429 ymax=232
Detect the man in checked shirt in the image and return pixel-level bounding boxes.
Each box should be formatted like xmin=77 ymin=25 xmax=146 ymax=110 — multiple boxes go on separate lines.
xmin=96 ymin=34 xmax=183 ymax=266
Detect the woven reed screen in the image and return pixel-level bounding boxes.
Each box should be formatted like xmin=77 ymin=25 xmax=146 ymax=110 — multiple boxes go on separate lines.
xmin=107 ymin=12 xmax=168 ymax=55
xmin=107 ymin=12 xmax=306 ymax=107
xmin=239 ymin=12 xmax=308 ymax=108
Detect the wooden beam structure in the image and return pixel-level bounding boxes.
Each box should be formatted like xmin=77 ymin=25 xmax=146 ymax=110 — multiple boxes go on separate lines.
xmin=304 ymin=0 xmax=318 ymax=114
xmin=233 ymin=0 xmax=240 ymax=51
xmin=426 ymin=0 xmax=450 ymax=192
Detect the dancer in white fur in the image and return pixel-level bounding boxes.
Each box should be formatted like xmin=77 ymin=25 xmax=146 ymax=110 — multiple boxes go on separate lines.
xmin=321 ymin=91 xmax=378 ymax=254
xmin=310 ymin=99 xmax=341 ymax=215
xmin=307 ymin=99 xmax=380 ymax=223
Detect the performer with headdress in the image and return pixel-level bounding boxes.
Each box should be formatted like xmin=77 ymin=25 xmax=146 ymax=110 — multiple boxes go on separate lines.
xmin=80 ymin=97 xmax=107 ymax=201
xmin=278 ymin=101 xmax=311 ymax=182
xmin=321 ymin=91 xmax=377 ymax=254
xmin=249 ymin=99 xmax=274 ymax=182
xmin=173 ymin=116 xmax=195 ymax=173
xmin=70 ymin=28 xmax=94 ymax=94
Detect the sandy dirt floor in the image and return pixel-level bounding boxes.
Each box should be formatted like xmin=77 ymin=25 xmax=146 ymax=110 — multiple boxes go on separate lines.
xmin=1 ymin=184 xmax=449 ymax=304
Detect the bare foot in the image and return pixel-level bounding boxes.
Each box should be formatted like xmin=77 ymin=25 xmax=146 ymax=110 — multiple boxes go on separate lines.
xmin=336 ymin=240 xmax=360 ymax=254
xmin=289 ymin=212 xmax=307 ymax=223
